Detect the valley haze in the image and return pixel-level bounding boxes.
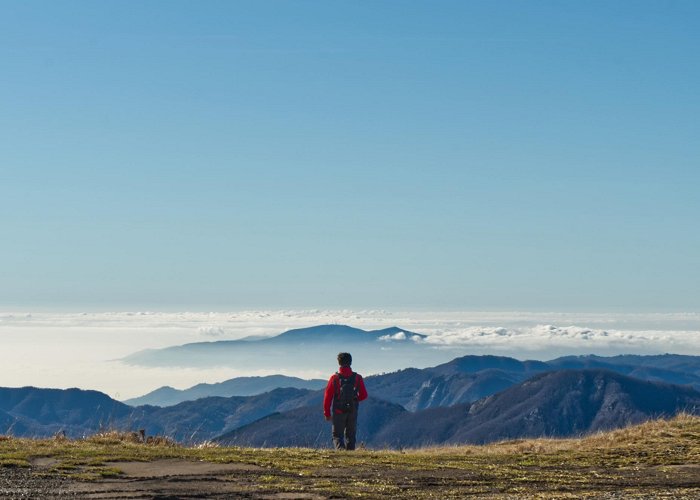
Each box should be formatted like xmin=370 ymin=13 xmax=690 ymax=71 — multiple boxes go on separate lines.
xmin=1 ymin=310 xmax=699 ymax=400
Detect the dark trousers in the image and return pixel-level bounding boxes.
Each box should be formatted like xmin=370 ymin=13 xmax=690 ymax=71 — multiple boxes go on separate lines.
xmin=331 ymin=409 xmax=358 ymax=450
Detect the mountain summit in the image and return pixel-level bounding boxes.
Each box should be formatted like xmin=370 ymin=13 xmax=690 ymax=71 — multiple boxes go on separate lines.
xmin=122 ymin=324 xmax=430 ymax=371
xmin=269 ymin=325 xmax=426 ymax=343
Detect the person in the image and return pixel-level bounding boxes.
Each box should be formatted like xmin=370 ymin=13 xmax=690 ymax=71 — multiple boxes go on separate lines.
xmin=323 ymin=352 xmax=368 ymax=450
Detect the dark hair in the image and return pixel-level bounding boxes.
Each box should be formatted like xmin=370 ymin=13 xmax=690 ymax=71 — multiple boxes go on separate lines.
xmin=337 ymin=352 xmax=352 ymax=366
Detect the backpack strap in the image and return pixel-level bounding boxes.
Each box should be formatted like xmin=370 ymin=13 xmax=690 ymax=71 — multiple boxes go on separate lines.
xmin=333 ymin=373 xmax=340 ymax=398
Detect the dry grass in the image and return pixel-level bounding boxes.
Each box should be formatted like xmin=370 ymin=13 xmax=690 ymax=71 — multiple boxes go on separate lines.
xmin=1 ymin=415 xmax=699 ymax=498
xmin=85 ymin=430 xmax=178 ymax=447
xmin=582 ymin=412 xmax=700 ymax=448
xmin=410 ymin=412 xmax=700 ymax=457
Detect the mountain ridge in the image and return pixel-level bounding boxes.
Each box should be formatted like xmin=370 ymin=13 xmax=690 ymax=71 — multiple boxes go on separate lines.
xmin=124 ymin=375 xmax=326 ymax=407
xmin=121 ymin=324 xmax=432 ymax=372
xmin=216 ymin=369 xmax=700 ymax=448
xmin=5 ymin=353 xmax=700 ymax=444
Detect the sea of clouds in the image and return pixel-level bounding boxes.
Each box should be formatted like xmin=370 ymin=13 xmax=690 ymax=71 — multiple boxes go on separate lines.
xmin=1 ymin=310 xmax=698 ymax=400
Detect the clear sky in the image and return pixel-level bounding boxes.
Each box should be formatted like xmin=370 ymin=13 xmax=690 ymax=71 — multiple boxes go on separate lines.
xmin=1 ymin=1 xmax=698 ymax=311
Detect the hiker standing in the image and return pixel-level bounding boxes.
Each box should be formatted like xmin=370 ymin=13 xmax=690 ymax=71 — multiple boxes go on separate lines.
xmin=323 ymin=352 xmax=368 ymax=450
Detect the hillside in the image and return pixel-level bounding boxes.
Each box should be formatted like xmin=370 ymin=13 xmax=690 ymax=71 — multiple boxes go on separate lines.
xmin=365 ymin=355 xmax=549 ymax=410
xmin=5 ymin=353 xmax=700 ymax=443
xmin=124 ymin=375 xmax=326 ymax=407
xmin=121 ymin=352 xmax=700 ymax=411
xmin=0 ymin=386 xmax=320 ymax=441
xmin=1 ymin=415 xmax=699 ymax=498
xmin=0 ymin=387 xmax=132 ymax=438
xmin=127 ymin=388 xmax=320 ymax=442
xmin=549 ymin=354 xmax=700 ymax=387
xmin=123 ymin=338 xmax=700 ymax=409
xmin=550 ymin=353 xmax=700 ymax=374
xmin=217 ymin=369 xmax=700 ymax=448
xmin=217 ymin=397 xmax=407 ymax=448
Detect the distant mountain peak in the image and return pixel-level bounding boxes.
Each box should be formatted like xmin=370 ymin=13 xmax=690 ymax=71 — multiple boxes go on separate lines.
xmin=123 ymin=374 xmax=325 ymax=407
xmin=270 ymin=324 xmax=427 ymax=343
xmin=372 ymin=326 xmax=405 ymax=334
xmin=275 ymin=324 xmax=366 ymax=338
xmin=371 ymin=326 xmax=427 ymax=342
xmin=431 ymin=354 xmax=550 ymax=375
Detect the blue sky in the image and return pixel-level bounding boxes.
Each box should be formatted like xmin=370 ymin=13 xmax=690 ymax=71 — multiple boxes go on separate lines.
xmin=1 ymin=1 xmax=698 ymax=311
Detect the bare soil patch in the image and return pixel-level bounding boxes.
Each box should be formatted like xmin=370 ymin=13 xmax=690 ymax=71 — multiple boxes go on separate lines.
xmin=68 ymin=459 xmax=326 ymax=499
xmin=105 ymin=458 xmax=262 ymax=477
xmin=3 ymin=457 xmax=700 ymax=499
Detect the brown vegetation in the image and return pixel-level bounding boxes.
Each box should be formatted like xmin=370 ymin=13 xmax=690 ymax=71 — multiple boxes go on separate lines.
xmin=1 ymin=415 xmax=699 ymax=498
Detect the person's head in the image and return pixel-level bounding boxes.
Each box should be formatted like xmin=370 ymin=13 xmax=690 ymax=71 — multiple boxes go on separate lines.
xmin=337 ymin=352 xmax=352 ymax=367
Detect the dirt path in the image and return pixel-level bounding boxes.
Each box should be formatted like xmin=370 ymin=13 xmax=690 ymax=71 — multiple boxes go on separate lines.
xmin=68 ymin=459 xmax=325 ymax=499
xmin=4 ymin=459 xmax=327 ymax=499
xmin=105 ymin=459 xmax=262 ymax=478
xmin=4 ymin=457 xmax=700 ymax=499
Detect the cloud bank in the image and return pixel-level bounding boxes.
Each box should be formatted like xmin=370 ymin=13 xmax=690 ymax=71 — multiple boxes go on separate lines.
xmin=1 ymin=310 xmax=698 ymax=399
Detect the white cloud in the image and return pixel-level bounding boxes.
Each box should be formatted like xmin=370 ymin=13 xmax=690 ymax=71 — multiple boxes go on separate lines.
xmin=1 ymin=309 xmax=699 ymax=398
xmin=417 ymin=323 xmax=700 ymax=359
xmin=422 ymin=324 xmax=617 ymax=346
xmin=379 ymin=331 xmax=407 ymax=341
xmin=198 ymin=326 xmax=227 ymax=337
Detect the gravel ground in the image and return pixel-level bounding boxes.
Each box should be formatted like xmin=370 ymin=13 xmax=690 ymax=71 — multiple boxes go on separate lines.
xmin=0 ymin=466 xmax=75 ymax=498
xmin=2 ymin=460 xmax=700 ymax=499
xmin=0 ymin=462 xmax=325 ymax=499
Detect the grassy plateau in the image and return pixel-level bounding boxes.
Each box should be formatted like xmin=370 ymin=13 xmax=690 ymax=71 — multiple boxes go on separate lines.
xmin=1 ymin=415 xmax=700 ymax=498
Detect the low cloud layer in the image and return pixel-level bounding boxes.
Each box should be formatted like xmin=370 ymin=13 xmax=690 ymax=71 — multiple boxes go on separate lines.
xmin=1 ymin=310 xmax=698 ymax=399
xmin=198 ymin=326 xmax=227 ymax=337
xmin=419 ymin=323 xmax=692 ymax=352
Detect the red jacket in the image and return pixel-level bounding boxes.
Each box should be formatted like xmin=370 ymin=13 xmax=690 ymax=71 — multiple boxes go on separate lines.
xmin=323 ymin=365 xmax=368 ymax=418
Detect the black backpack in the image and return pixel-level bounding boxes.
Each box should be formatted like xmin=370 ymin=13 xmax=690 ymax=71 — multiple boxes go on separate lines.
xmin=333 ymin=372 xmax=358 ymax=414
